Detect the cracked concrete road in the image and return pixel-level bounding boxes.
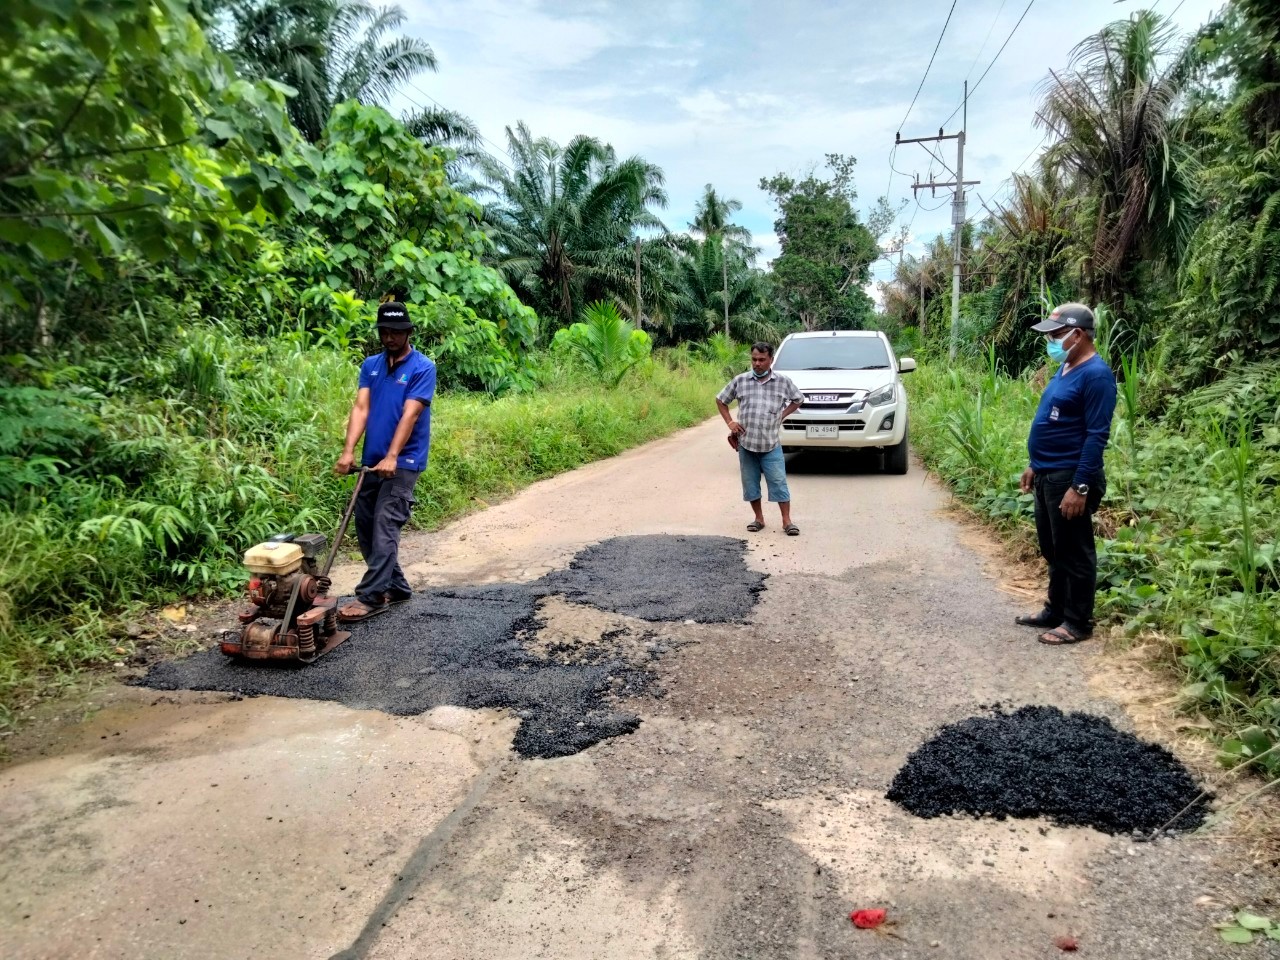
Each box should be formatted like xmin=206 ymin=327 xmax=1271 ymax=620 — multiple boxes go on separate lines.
xmin=1 ymin=417 xmax=1273 ymax=960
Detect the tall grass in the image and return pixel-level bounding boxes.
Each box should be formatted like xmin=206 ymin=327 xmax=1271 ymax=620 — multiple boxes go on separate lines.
xmin=0 ymin=335 xmax=723 ymax=725
xmin=909 ymin=358 xmax=1280 ymax=773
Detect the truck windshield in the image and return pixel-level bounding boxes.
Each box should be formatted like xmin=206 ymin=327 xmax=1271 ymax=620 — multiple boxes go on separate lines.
xmin=772 ymin=338 xmax=891 ymax=371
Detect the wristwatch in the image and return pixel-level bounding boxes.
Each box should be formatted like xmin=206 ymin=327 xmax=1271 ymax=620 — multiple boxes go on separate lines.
xmin=1072 ymin=483 xmax=1089 ymax=496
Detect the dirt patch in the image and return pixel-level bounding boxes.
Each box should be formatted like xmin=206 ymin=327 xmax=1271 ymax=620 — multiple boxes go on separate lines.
xmin=887 ymin=705 xmax=1210 ymax=834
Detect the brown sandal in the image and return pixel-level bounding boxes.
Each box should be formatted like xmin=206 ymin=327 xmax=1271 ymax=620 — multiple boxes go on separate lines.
xmin=337 ymin=598 xmax=389 ymax=623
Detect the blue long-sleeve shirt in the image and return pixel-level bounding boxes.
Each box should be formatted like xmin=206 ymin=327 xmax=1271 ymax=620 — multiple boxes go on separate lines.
xmin=1027 ymin=353 xmax=1117 ymax=487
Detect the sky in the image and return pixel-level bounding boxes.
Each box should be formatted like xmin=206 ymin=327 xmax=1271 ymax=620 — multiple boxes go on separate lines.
xmin=389 ymin=0 xmax=1223 ymax=303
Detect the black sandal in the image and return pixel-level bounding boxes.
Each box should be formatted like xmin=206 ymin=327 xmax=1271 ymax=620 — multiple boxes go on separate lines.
xmin=1039 ymin=625 xmax=1090 ymax=645
xmin=746 ymin=520 xmax=765 ymax=532
xmin=1015 ymin=608 xmax=1062 ymax=628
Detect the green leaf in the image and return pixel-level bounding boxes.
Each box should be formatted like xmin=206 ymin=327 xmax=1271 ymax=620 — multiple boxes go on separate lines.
xmin=0 ymin=220 xmax=34 ymax=245
xmin=1239 ymin=727 xmax=1271 ymax=757
xmin=1219 ymin=926 xmax=1253 ymax=944
xmin=1235 ymin=912 xmax=1271 ymax=931
xmin=30 ymin=227 xmax=75 ymax=260
xmin=204 ymin=118 xmax=237 ymax=144
xmin=85 ymin=217 xmax=124 ymax=256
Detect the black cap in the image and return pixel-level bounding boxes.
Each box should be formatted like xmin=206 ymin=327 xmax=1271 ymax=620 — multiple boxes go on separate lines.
xmin=1031 ymin=302 xmax=1095 ymax=333
xmin=376 ymin=301 xmax=413 ymax=331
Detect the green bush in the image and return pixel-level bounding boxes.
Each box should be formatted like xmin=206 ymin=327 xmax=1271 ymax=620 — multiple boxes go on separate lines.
xmin=909 ymin=358 xmax=1280 ymax=773
xmin=0 ymin=340 xmax=720 ymax=725
xmin=551 ymin=301 xmax=652 ymax=387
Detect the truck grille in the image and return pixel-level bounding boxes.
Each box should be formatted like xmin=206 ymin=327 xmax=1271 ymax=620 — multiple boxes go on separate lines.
xmin=783 ymin=419 xmax=866 ymax=432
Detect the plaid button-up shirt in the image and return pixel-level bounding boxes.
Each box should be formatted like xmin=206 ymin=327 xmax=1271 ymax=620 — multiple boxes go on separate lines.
xmin=717 ymin=370 xmax=804 ymax=453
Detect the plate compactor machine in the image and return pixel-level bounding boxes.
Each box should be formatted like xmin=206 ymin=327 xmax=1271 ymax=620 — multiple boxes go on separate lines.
xmin=220 ymin=469 xmax=367 ymax=664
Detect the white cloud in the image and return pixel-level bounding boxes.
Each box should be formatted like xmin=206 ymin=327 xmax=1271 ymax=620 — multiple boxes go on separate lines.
xmin=753 ymin=231 xmax=780 ymax=268
xmin=394 ymin=0 xmax=1225 ymax=255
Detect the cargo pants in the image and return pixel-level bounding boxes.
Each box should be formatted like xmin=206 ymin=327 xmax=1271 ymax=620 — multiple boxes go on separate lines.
xmin=353 ymin=468 xmax=420 ymax=606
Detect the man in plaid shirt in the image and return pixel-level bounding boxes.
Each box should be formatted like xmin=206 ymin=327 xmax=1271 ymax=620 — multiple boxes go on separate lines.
xmin=716 ymin=342 xmax=804 ymax=536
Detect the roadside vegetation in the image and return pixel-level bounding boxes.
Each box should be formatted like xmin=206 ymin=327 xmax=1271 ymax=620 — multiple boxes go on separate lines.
xmin=1 ymin=0 xmax=1276 ymax=781
xmin=886 ymin=1 xmax=1280 ymax=771
xmin=909 ymin=355 xmax=1280 ymax=776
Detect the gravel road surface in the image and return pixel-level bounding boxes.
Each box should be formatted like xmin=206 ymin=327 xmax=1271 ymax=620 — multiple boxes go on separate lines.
xmin=1 ymin=418 xmax=1275 ymax=960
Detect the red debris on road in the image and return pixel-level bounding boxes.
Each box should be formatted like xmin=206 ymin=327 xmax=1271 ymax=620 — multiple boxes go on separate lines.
xmin=850 ymin=908 xmax=887 ymax=929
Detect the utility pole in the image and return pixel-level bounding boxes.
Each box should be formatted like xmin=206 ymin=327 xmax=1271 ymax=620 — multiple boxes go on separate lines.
xmin=897 ymin=81 xmax=979 ymax=360
xmin=721 ymin=234 xmax=730 ymax=339
xmin=634 ymin=237 xmax=643 ymax=332
xmin=919 ymin=271 xmax=926 ymax=339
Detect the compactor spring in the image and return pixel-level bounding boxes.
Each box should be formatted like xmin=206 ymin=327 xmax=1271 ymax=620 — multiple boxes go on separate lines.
xmin=298 ymin=621 xmax=316 ymax=655
xmin=324 ymin=606 xmax=337 ymax=635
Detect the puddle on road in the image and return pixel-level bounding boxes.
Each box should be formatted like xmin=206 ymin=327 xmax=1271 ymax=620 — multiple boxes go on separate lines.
xmin=139 ymin=536 xmax=766 ymax=759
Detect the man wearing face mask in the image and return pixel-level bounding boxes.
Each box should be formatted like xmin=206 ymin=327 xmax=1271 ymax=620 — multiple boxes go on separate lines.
xmin=333 ymin=300 xmax=437 ymax=622
xmin=1016 ymin=303 xmax=1117 ymax=645
xmin=716 ymin=341 xmax=805 ymax=535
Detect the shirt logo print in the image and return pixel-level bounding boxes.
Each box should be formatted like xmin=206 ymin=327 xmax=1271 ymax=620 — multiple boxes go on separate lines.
xmin=397 ymin=373 xmax=409 ymax=384
xmin=1050 ymin=405 xmax=1060 ymax=421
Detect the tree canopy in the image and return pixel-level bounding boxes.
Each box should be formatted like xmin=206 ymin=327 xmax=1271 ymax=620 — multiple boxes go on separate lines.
xmin=761 ymin=155 xmax=879 ymax=332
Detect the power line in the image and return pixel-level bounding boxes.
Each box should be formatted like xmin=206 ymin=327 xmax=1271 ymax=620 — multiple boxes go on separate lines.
xmin=402 ymin=79 xmax=516 ymax=171
xmin=966 ymin=0 xmax=1011 ymax=82
xmin=887 ymin=0 xmax=960 ymax=203
xmin=914 ymin=194 xmax=952 ymax=213
xmin=939 ymin=0 xmax=1037 ymax=129
xmin=986 ymin=134 xmax=1050 ymax=207
xmin=898 ymin=0 xmax=959 ymax=132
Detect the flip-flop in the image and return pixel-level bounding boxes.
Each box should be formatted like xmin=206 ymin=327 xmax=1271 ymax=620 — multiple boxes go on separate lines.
xmin=338 ymin=599 xmax=389 ymax=623
xmin=784 ymin=524 xmax=800 ymax=536
xmin=746 ymin=520 xmax=765 ymax=532
xmin=1016 ymin=609 xmax=1062 ymax=628
xmin=1039 ymin=625 xmax=1089 ymax=645
xmin=383 ymin=592 xmax=412 ymax=606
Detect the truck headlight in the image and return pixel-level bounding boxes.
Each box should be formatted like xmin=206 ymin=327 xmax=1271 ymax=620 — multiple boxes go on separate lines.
xmin=865 ymin=383 xmax=895 ymax=407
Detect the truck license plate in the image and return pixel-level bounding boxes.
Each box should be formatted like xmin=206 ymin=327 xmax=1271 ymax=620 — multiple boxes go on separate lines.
xmin=806 ymin=425 xmax=839 ymax=438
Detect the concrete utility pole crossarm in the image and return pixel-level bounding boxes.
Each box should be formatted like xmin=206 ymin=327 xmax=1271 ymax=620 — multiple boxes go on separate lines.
xmin=897 ymin=81 xmax=979 ymax=361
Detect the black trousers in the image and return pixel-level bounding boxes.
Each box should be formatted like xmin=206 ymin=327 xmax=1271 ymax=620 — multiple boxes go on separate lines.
xmin=353 ymin=468 xmax=420 ymax=605
xmin=1033 ymin=468 xmax=1105 ymax=633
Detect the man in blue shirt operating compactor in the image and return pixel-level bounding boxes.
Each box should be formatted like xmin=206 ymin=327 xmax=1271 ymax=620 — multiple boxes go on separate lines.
xmin=1016 ymin=303 xmax=1117 ymax=645
xmin=334 ymin=300 xmax=437 ymax=622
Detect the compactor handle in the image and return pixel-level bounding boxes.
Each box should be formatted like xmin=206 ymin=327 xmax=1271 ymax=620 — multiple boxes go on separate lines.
xmin=320 ymin=467 xmax=368 ymax=578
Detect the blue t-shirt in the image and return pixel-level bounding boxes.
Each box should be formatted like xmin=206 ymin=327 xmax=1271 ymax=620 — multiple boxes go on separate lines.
xmin=1027 ymin=353 xmax=1117 ymax=486
xmin=358 ymin=348 xmax=437 ymax=472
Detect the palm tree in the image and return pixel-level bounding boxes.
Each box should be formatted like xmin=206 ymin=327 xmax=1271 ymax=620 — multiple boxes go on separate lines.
xmin=212 ymin=0 xmax=437 ymax=143
xmin=478 ymin=122 xmax=668 ymax=328
xmin=983 ymin=162 xmax=1078 ymax=344
xmin=1035 ymin=10 xmax=1199 ymax=307
xmin=882 ymin=236 xmax=951 ymax=344
xmin=402 ymin=104 xmax=485 ymax=183
xmin=689 ymin=184 xmax=752 ymax=338
xmin=667 ymin=234 xmax=773 ymax=343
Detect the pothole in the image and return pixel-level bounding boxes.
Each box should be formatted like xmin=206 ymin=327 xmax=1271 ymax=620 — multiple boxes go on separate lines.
xmin=137 ymin=535 xmax=764 ymax=759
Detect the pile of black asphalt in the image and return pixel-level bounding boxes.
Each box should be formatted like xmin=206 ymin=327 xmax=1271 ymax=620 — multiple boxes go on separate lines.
xmin=886 ymin=705 xmax=1210 ymax=835
xmin=139 ymin=535 xmax=765 ymax=759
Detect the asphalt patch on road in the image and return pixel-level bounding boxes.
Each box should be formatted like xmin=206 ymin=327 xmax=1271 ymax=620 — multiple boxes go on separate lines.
xmin=139 ymin=535 xmax=763 ymax=759
xmin=543 ymin=534 xmax=766 ymax=622
xmin=886 ymin=705 xmax=1210 ymax=835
